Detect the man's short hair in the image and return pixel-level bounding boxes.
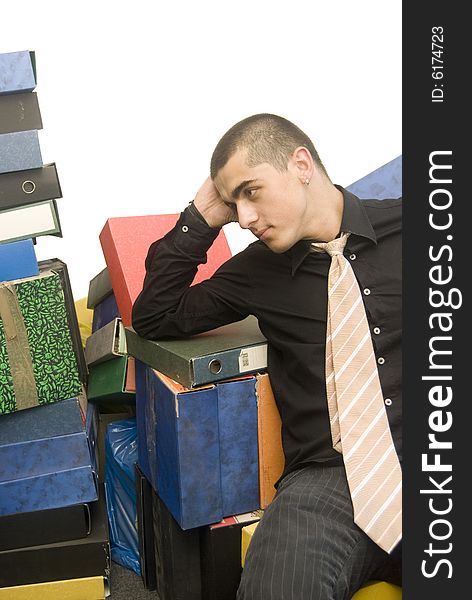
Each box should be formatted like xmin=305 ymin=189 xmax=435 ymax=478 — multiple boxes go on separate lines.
xmin=210 ymin=113 xmax=328 ymax=179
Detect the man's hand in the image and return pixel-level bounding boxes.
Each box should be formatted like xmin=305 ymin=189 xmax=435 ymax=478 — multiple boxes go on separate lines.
xmin=193 ymin=177 xmax=237 ymax=228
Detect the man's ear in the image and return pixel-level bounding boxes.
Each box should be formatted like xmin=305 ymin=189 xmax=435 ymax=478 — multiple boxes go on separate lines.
xmin=290 ymin=146 xmax=315 ymax=184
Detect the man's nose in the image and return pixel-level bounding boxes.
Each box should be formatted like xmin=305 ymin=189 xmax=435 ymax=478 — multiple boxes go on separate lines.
xmin=237 ymin=202 xmax=258 ymax=229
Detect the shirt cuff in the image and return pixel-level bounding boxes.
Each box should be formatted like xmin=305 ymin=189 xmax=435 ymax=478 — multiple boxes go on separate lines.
xmin=173 ymin=205 xmax=221 ymax=254
xmin=187 ymin=200 xmax=215 ymax=226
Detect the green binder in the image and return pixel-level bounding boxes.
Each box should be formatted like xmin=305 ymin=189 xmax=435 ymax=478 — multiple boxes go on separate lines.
xmin=125 ymin=316 xmax=268 ymax=388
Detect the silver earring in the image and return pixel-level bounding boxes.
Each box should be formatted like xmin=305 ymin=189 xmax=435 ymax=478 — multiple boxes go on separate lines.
xmin=305 ymin=178 xmax=310 ymax=185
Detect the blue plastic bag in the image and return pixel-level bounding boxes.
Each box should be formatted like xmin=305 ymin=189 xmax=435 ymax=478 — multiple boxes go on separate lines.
xmin=104 ymin=417 xmax=141 ymax=575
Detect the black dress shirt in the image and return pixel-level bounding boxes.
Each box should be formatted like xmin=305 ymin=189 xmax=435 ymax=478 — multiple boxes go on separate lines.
xmin=132 ymin=187 xmax=402 ymax=481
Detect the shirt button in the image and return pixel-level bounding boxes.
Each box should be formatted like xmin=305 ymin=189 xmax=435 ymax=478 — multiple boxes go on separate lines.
xmin=373 ymin=327 xmax=381 ymax=335
xmin=385 ymin=398 xmax=392 ymax=406
xmin=349 ymin=253 xmax=356 ymax=260
xmin=377 ymin=357 xmax=385 ymax=365
xmin=363 ymin=288 xmax=371 ymax=296
xmin=182 ymin=225 xmax=189 ymax=233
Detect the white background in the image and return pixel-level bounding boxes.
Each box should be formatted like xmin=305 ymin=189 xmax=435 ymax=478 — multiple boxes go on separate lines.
xmin=1 ymin=1 xmax=401 ymax=300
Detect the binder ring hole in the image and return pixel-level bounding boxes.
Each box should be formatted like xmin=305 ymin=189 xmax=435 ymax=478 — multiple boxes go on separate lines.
xmin=22 ymin=180 xmax=36 ymax=194
xmin=208 ymin=359 xmax=222 ymax=374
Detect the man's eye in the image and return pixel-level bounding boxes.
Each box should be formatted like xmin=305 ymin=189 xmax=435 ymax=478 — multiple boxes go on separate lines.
xmin=246 ymin=188 xmax=257 ymax=198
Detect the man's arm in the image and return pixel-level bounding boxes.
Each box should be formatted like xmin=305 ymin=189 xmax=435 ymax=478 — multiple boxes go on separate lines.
xmin=131 ymin=181 xmax=249 ymax=340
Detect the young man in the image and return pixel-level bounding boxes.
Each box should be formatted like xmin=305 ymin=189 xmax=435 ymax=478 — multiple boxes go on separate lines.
xmin=132 ymin=114 xmax=402 ymax=599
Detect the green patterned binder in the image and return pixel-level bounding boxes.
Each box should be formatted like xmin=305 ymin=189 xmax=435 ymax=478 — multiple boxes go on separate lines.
xmin=0 ymin=272 xmax=82 ymax=415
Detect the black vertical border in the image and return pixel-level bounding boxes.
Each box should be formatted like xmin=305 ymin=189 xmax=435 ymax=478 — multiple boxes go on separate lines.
xmin=403 ymin=2 xmax=467 ymax=597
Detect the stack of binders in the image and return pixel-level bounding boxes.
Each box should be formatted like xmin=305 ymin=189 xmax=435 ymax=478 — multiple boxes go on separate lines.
xmin=85 ymin=266 xmax=135 ymax=406
xmin=84 ymin=210 xmax=281 ymax=597
xmin=90 ymin=207 xmax=283 ymax=600
xmin=133 ymin=360 xmax=282 ymax=598
xmin=0 ymin=50 xmax=109 ymax=598
xmin=0 ymin=51 xmax=62 ymax=249
xmin=129 ymin=329 xmax=283 ymax=599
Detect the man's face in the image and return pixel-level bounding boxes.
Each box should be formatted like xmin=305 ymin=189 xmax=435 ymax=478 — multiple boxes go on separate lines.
xmin=213 ymin=148 xmax=312 ymax=254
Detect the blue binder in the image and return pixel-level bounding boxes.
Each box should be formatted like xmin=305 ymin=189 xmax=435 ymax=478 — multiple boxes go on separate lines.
xmin=0 ymin=239 xmax=39 ymax=282
xmin=135 ymin=361 xmax=259 ymax=529
xmin=0 ymin=50 xmax=36 ymax=95
xmin=347 ymin=155 xmax=402 ymax=199
xmin=0 ymin=398 xmax=98 ymax=516
xmin=0 ymin=130 xmax=42 ymax=174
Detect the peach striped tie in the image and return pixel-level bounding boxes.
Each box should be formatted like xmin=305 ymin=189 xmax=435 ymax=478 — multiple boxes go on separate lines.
xmin=312 ymin=233 xmax=402 ymax=553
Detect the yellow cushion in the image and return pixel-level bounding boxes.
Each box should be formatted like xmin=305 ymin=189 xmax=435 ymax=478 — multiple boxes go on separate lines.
xmin=353 ymin=580 xmax=402 ymax=599
xmin=241 ymin=522 xmax=402 ymax=598
xmin=74 ymin=297 xmax=93 ymax=348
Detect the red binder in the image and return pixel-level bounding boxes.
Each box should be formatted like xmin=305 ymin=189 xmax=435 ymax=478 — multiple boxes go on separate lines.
xmin=99 ymin=214 xmax=232 ymax=326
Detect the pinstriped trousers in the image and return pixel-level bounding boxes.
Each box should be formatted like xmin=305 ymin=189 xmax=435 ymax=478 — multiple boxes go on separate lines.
xmin=237 ymin=463 xmax=401 ymax=600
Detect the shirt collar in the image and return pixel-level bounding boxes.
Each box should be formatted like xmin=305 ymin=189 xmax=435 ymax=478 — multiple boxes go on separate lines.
xmin=288 ymin=185 xmax=377 ymax=275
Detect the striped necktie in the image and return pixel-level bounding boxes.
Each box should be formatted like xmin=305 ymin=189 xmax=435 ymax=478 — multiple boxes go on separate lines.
xmin=312 ymin=233 xmax=402 ymax=554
